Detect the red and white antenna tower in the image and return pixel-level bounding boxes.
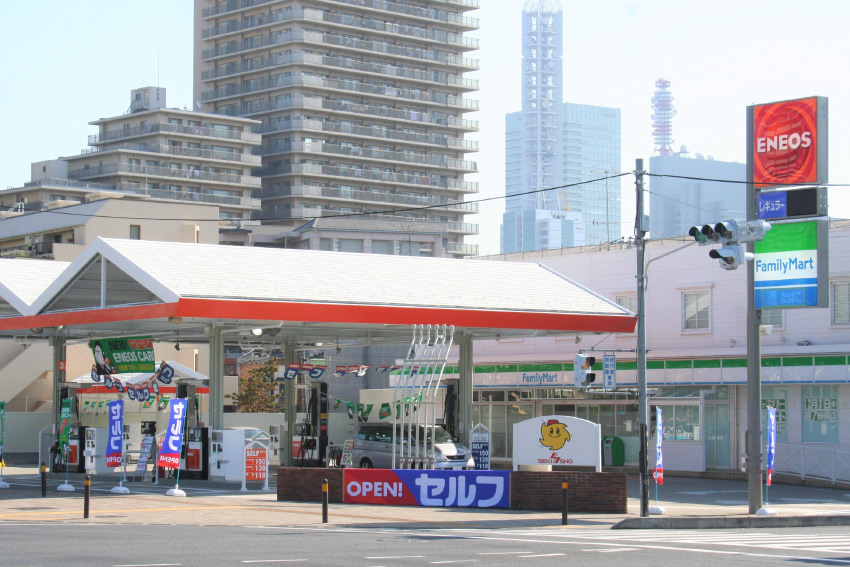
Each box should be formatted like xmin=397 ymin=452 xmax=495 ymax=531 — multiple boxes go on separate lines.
xmin=651 ymin=78 xmax=676 ymax=156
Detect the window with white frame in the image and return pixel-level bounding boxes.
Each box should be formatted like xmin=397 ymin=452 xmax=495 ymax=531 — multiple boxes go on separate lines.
xmin=682 ymin=290 xmax=710 ymax=331
xmin=615 ymin=295 xmax=637 ymax=314
xmin=832 ymin=281 xmax=850 ymax=324
xmin=761 ymin=308 xmax=784 ymax=328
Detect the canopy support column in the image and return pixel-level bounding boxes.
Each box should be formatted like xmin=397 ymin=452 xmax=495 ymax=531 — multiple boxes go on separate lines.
xmin=50 ymin=336 xmax=66 ymax=434
xmin=457 ymin=334 xmax=474 ymax=447
xmin=207 ymin=326 xmax=223 ymax=431
xmin=283 ymin=341 xmax=297 ymax=467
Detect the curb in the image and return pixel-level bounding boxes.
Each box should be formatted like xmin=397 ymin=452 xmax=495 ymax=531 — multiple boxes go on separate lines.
xmin=613 ymin=514 xmax=850 ymax=530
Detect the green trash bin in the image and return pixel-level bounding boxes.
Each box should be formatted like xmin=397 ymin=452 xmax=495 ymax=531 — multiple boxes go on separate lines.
xmin=602 ymin=436 xmax=625 ymax=466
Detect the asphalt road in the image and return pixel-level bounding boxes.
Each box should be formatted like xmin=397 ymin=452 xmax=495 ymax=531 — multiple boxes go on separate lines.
xmin=3 ymin=523 xmax=850 ymax=566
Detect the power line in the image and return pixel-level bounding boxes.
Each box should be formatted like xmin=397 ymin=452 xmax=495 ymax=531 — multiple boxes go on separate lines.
xmin=2 ymin=172 xmax=633 ymax=223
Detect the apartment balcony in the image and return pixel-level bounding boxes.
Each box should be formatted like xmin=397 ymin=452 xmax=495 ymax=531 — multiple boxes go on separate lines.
xmin=314 ymin=0 xmax=479 ymax=31
xmin=259 ymin=142 xmax=476 ymax=173
xmin=201 ymin=73 xmax=478 ymax=111
xmin=0 ymin=241 xmax=54 ymax=259
xmin=68 ymin=163 xmax=261 ymax=188
xmin=258 ymin=118 xmax=478 ymax=153
xmin=78 ymin=144 xmax=261 ymax=166
xmin=264 ymin=184 xmax=472 ymax=211
xmin=88 ymin=122 xmax=261 ymax=146
xmin=202 ymin=8 xmax=478 ymax=53
xmin=447 ymin=221 xmax=479 ymax=235
xmin=250 ymin=95 xmax=479 ymax=132
xmin=201 ymin=0 xmax=275 ymax=19
xmin=445 ymin=241 xmax=479 ymax=256
xmin=114 ymin=183 xmax=260 ymax=210
xmin=447 ymin=178 xmax=478 ymax=194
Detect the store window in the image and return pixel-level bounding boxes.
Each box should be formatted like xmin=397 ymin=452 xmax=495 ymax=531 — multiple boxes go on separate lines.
xmin=802 ymin=385 xmax=839 ymax=443
xmin=652 ymin=405 xmax=700 ymax=441
xmin=832 ymin=282 xmax=850 ymax=324
xmin=682 ymin=290 xmax=710 ymax=331
xmin=761 ymin=386 xmax=788 ymax=443
xmin=761 ymin=308 xmax=784 ymax=328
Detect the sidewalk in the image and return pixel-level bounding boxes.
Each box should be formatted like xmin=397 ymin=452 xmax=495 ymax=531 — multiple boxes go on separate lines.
xmin=1 ymin=465 xmax=848 ymax=529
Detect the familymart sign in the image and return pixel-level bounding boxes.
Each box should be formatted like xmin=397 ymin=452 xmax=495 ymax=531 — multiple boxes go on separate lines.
xmin=754 ymin=220 xmax=828 ymax=309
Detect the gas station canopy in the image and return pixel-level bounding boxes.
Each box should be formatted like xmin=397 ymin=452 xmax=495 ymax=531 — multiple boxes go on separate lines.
xmin=0 ymin=237 xmax=636 ymax=345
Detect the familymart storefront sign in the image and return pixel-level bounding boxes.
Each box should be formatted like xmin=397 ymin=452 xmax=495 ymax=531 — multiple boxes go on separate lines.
xmin=754 ymin=220 xmax=828 ymax=309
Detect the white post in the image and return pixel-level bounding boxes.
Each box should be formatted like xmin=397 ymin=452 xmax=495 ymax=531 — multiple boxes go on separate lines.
xmin=240 ymin=442 xmax=247 ymax=492
xmin=262 ymin=444 xmax=270 ymax=491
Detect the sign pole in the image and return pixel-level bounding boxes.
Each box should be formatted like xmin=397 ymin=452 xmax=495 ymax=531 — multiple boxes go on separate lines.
xmin=745 ymin=105 xmax=764 ymax=514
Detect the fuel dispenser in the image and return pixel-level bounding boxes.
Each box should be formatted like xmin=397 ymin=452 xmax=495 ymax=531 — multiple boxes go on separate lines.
xmin=182 ymin=426 xmax=209 ymax=480
xmin=67 ymin=425 xmax=87 ymax=473
xmin=269 ymin=425 xmax=283 ymax=466
xmin=293 ymin=382 xmax=328 ymax=467
xmin=208 ymin=427 xmax=270 ymax=482
xmin=83 ymin=427 xmax=111 ymax=474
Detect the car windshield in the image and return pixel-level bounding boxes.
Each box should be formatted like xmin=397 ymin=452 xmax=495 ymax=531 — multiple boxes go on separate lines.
xmin=409 ymin=426 xmax=453 ymax=444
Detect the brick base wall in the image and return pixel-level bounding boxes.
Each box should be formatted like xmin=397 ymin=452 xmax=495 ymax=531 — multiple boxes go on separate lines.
xmin=277 ymin=467 xmax=626 ymax=513
xmin=277 ymin=467 xmax=344 ymax=502
xmin=510 ymin=471 xmax=627 ymax=513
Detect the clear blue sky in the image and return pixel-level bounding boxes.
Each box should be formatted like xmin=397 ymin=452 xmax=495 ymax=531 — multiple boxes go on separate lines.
xmin=3 ymin=0 xmax=850 ymax=255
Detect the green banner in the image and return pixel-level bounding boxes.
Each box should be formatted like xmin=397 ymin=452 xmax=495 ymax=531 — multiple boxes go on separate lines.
xmin=91 ymin=336 xmax=156 ymax=374
xmin=0 ymin=400 xmax=5 ymax=448
xmin=755 ymin=221 xmax=817 ymax=254
xmin=58 ymin=398 xmax=72 ymax=448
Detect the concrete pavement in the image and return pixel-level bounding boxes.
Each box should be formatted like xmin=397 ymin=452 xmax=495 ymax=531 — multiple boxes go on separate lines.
xmin=1 ymin=465 xmax=848 ymax=529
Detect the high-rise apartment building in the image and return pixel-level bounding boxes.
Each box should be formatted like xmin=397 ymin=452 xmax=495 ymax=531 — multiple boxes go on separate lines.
xmin=501 ymin=1 xmax=621 ymax=254
xmin=193 ymin=0 xmax=481 ymax=257
xmin=61 ymin=87 xmax=262 ymax=224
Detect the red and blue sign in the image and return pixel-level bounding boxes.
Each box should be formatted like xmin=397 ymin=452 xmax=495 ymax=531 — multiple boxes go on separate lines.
xmin=157 ymin=399 xmax=187 ymax=469
xmin=107 ymin=400 xmax=124 ymax=468
xmin=343 ymin=469 xmax=510 ymax=508
xmin=654 ymin=407 xmax=664 ymax=485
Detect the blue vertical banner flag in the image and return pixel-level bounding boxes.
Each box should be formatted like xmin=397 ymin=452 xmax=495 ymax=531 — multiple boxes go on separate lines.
xmin=654 ymin=407 xmax=664 ymax=485
xmin=766 ymin=406 xmax=777 ymax=486
xmin=106 ymin=400 xmax=124 ymax=468
xmin=157 ymin=399 xmax=187 ymax=469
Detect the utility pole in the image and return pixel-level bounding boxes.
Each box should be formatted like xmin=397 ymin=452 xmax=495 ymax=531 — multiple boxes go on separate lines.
xmin=634 ymin=158 xmax=650 ymax=517
xmin=745 ymin=106 xmax=764 ymax=513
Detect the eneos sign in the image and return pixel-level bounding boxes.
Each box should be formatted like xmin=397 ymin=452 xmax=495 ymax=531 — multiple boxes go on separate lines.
xmin=753 ymin=97 xmax=826 ymax=187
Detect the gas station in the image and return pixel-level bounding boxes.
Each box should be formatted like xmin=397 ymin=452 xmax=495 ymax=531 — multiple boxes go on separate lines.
xmin=0 ymin=237 xmax=636 ymax=488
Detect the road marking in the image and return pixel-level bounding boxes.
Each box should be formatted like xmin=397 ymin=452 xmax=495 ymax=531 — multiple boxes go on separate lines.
xmin=584 ymin=548 xmax=640 ymax=553
xmin=429 ymin=561 xmax=478 ymax=564
xmin=240 ymin=561 xmax=307 ymax=564
xmin=365 ymin=557 xmax=424 ymax=560
xmin=517 ymin=553 xmax=565 ymax=558
xmin=477 ymin=551 xmax=534 ymax=555
xmin=113 ymin=564 xmax=182 ymax=567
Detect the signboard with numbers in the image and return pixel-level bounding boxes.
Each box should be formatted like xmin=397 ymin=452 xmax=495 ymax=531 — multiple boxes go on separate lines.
xmin=470 ymin=424 xmax=491 ymax=471
xmin=245 ymin=444 xmax=268 ymax=481
xmin=804 ymin=397 xmax=838 ymax=423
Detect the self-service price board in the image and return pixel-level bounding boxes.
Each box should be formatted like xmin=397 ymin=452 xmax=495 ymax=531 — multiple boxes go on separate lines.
xmin=245 ymin=444 xmax=267 ymax=481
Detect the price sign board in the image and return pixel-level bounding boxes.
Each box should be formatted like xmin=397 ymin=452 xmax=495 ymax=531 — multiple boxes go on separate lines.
xmin=470 ymin=424 xmax=491 ymax=470
xmin=245 ymin=445 xmax=268 ymax=481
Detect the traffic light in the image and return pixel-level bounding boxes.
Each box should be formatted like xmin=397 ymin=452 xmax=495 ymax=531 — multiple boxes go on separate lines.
xmin=686 ymin=219 xmax=771 ymax=270
xmin=709 ymin=245 xmax=751 ymax=271
xmin=574 ymin=354 xmax=596 ymax=388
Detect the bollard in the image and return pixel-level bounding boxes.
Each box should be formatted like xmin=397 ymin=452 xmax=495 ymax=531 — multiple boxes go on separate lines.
xmin=41 ymin=463 xmax=47 ymax=498
xmin=561 ymin=476 xmax=569 ymax=525
xmin=322 ymin=478 xmax=329 ymax=524
xmin=84 ymin=475 xmax=91 ymax=519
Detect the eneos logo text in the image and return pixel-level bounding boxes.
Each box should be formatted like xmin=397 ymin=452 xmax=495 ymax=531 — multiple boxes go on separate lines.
xmin=753 ymin=97 xmax=821 ymax=187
